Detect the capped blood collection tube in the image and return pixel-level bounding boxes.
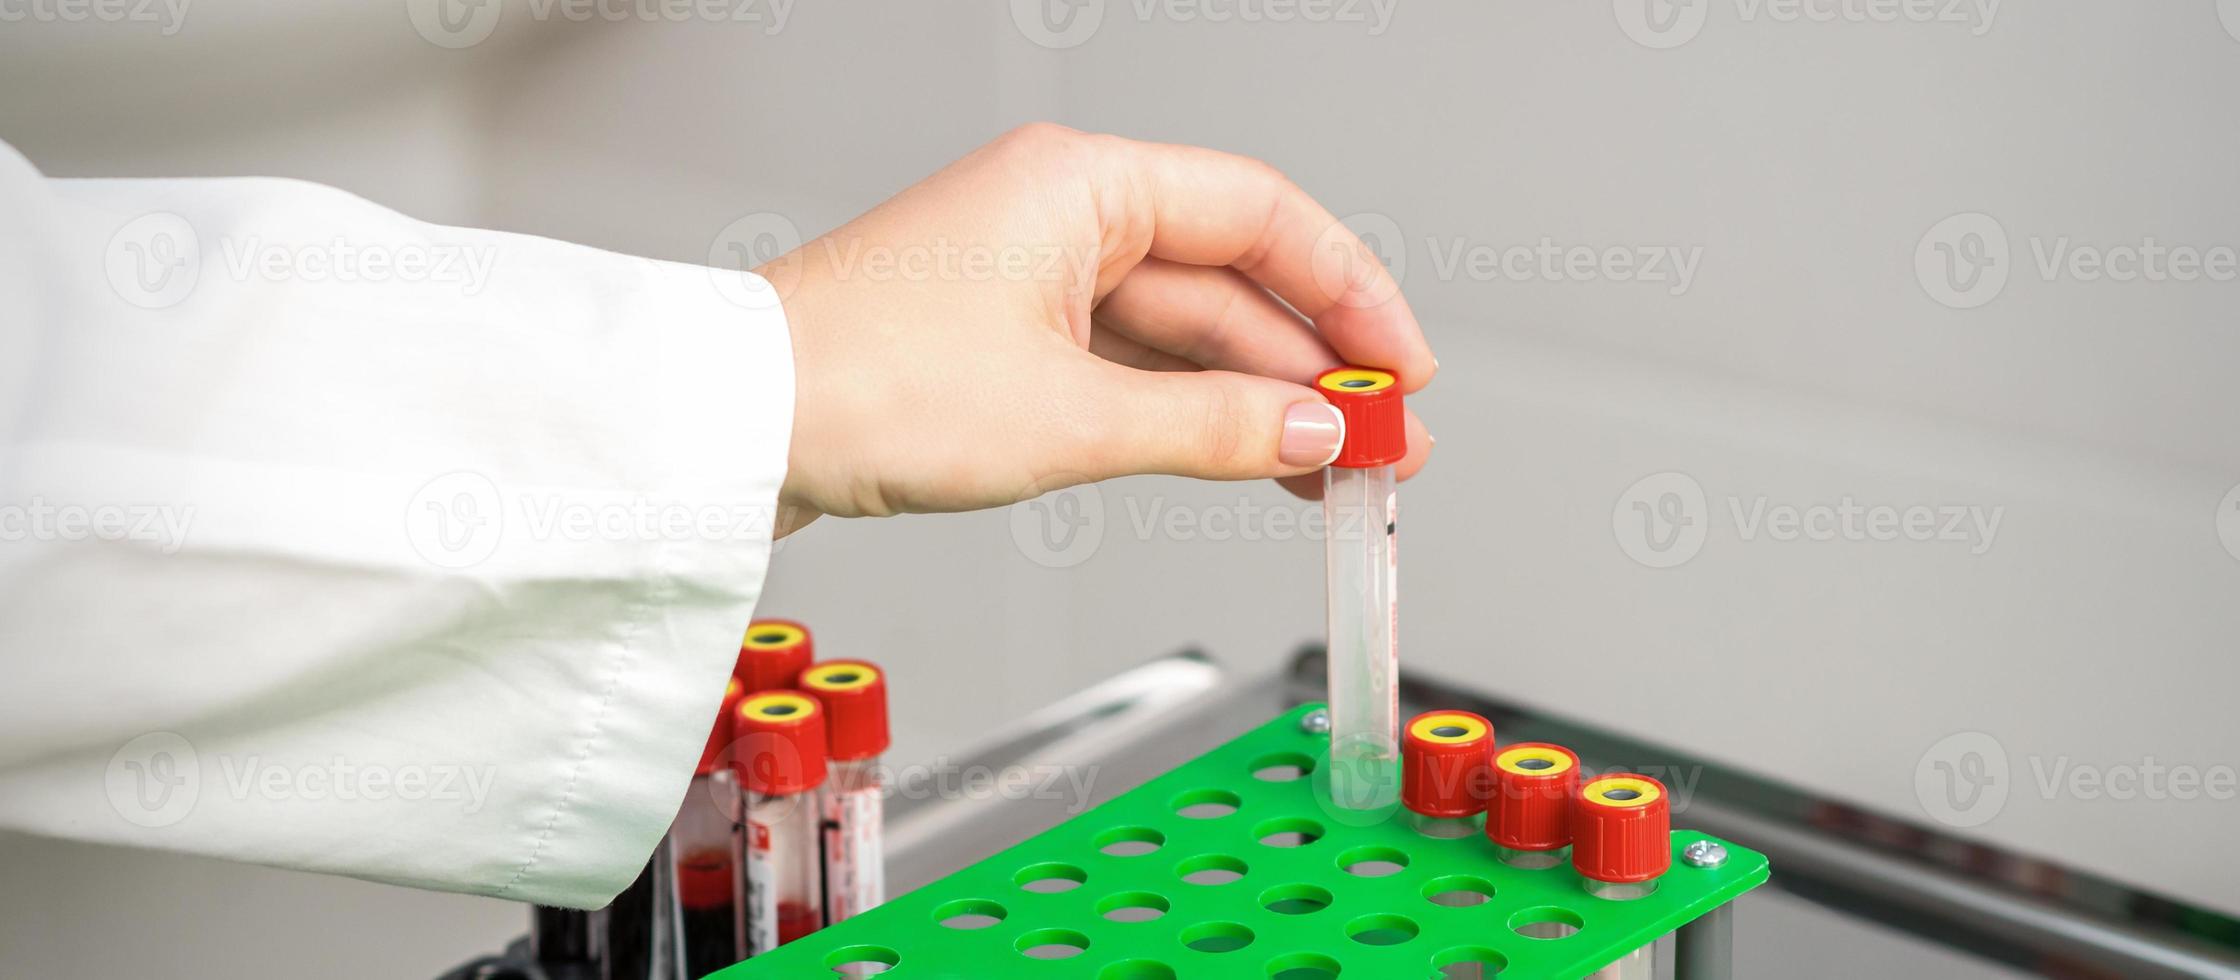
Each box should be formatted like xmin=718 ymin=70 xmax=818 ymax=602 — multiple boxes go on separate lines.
xmin=664 ymin=679 xmax=744 ymax=978
xmin=734 ymin=691 xmax=828 ymax=954
xmin=1400 ymin=710 xmax=1493 ymax=839
xmin=737 ymin=620 xmax=814 ymax=693
xmin=1573 ymin=773 xmax=1673 ymax=980
xmin=800 ymin=660 xmax=891 ymax=924
xmin=1317 ymin=366 xmax=1407 ymax=811
xmin=1488 ymin=742 xmax=1581 ymax=869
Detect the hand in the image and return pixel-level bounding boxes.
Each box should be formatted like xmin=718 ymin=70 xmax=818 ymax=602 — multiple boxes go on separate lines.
xmin=760 ymin=124 xmax=1436 ymax=536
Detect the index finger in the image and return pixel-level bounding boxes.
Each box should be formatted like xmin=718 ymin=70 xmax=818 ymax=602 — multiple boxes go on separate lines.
xmin=1091 ymin=134 xmax=1437 ymax=391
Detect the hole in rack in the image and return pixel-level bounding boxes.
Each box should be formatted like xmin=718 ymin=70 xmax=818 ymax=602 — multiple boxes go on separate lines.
xmin=1254 ymin=817 xmax=1325 ymax=848
xmin=1337 ymin=845 xmax=1409 ymax=878
xmin=1345 ymin=913 xmax=1420 ymax=947
xmin=1176 ymin=854 xmax=1248 ymax=886
xmin=1100 ymin=960 xmax=1178 ymax=980
xmin=1014 ymin=862 xmax=1087 ymax=893
xmin=1432 ymin=945 xmax=1510 ymax=978
xmin=1422 ymin=875 xmax=1496 ymax=908
xmin=1098 ymin=891 xmax=1172 ymax=923
xmin=1096 ymin=826 xmax=1167 ymax=857
xmin=1180 ymin=921 xmax=1256 ymax=954
xmin=932 ymin=898 xmax=1007 ymax=930
xmin=1259 ymin=883 xmax=1333 ymax=916
xmin=1266 ymin=951 xmax=1343 ymax=979
xmin=823 ymin=945 xmax=900 ymax=976
xmin=1509 ymin=906 xmax=1584 ymax=940
xmin=1251 ymin=752 xmax=1316 ymax=782
xmin=1172 ymin=788 xmax=1242 ymax=819
xmin=1016 ymin=928 xmax=1092 ymax=959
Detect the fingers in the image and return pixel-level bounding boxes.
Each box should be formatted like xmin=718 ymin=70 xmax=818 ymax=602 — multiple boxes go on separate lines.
xmin=1091 ymin=134 xmax=1437 ymax=391
xmin=1072 ymin=362 xmax=1346 ymax=483
xmin=1094 ymin=258 xmax=1340 ymax=383
xmin=1086 ymin=321 xmax=1201 ymax=373
xmin=1276 ymin=408 xmax=1433 ymax=501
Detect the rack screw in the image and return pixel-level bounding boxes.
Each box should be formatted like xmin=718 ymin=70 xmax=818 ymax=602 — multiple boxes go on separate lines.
xmin=1300 ymin=709 xmax=1332 ymax=735
xmin=1681 ymin=839 xmax=1728 ymax=870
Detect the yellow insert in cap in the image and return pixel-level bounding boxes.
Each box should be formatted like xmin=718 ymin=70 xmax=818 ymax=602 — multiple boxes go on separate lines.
xmin=740 ymin=692 xmax=818 ymax=723
xmin=802 ymin=663 xmax=880 ymax=692
xmin=1317 ymin=368 xmax=1396 ymax=394
xmin=1582 ymin=775 xmax=1662 ymax=808
xmin=1497 ymin=746 xmax=1575 ymax=777
xmin=1408 ymin=713 xmax=1487 ymax=745
xmin=742 ymin=623 xmax=807 ymax=649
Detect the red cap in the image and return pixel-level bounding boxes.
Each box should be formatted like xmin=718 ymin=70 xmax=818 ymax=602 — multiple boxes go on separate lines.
xmin=1488 ymin=743 xmax=1581 ymax=852
xmin=1401 ymin=711 xmax=1493 ymax=818
xmin=800 ymin=660 xmax=890 ymax=762
xmin=1572 ymin=774 xmax=1673 ymax=884
xmin=1315 ymin=366 xmax=1407 ymax=468
xmin=732 ymin=690 xmax=828 ymax=796
xmin=697 ymin=678 xmax=743 ymax=777
xmin=737 ymin=619 xmax=814 ymax=693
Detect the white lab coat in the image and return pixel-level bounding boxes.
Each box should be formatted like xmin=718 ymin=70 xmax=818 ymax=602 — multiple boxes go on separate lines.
xmin=0 ymin=140 xmax=793 ymax=909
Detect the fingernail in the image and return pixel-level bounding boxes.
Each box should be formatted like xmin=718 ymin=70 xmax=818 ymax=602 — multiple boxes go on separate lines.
xmin=1280 ymin=402 xmax=1346 ymax=468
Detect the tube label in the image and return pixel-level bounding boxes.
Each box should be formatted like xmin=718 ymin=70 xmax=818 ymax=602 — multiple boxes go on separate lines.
xmin=822 ymin=785 xmax=885 ymax=922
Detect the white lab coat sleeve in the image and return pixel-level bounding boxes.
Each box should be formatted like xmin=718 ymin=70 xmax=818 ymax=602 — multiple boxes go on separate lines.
xmin=0 ymin=140 xmax=794 ymax=909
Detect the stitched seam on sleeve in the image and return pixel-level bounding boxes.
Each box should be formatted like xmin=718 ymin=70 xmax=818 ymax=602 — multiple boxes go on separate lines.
xmin=493 ymin=571 xmax=674 ymax=900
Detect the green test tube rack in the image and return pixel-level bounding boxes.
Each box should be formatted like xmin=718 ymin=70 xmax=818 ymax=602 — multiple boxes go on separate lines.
xmin=714 ymin=703 xmax=1768 ymax=979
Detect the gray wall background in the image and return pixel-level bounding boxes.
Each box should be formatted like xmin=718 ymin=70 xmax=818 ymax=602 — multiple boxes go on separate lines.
xmin=2 ymin=2 xmax=2234 ymax=976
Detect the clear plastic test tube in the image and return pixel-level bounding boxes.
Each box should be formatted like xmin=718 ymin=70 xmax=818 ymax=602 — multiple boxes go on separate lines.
xmin=664 ymin=679 xmax=744 ymax=978
xmin=735 ymin=691 xmax=829 ymax=955
xmin=1316 ymin=366 xmax=1408 ymax=811
xmin=800 ymin=660 xmax=892 ymax=924
xmin=1573 ymin=774 xmax=1673 ymax=980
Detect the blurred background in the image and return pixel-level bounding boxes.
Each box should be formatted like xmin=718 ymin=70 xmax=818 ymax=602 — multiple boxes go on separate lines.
xmin=3 ymin=2 xmax=2237 ymax=977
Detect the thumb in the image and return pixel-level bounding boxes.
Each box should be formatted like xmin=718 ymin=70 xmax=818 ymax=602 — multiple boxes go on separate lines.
xmin=1080 ymin=366 xmax=1346 ymax=482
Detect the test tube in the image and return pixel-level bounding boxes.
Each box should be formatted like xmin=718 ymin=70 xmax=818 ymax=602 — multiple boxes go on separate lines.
xmin=1488 ymin=742 xmax=1581 ymax=869
xmin=1316 ymin=366 xmax=1408 ymax=811
xmin=738 ymin=619 xmax=814 ymax=693
xmin=589 ymin=849 xmax=674 ymax=980
xmin=664 ymin=679 xmax=744 ymax=977
xmin=734 ymin=690 xmax=829 ymax=955
xmin=1400 ymin=710 xmax=1493 ymax=839
xmin=1572 ymin=773 xmax=1673 ymax=980
xmin=800 ymin=660 xmax=892 ymax=924
xmin=528 ymin=905 xmax=591 ymax=967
